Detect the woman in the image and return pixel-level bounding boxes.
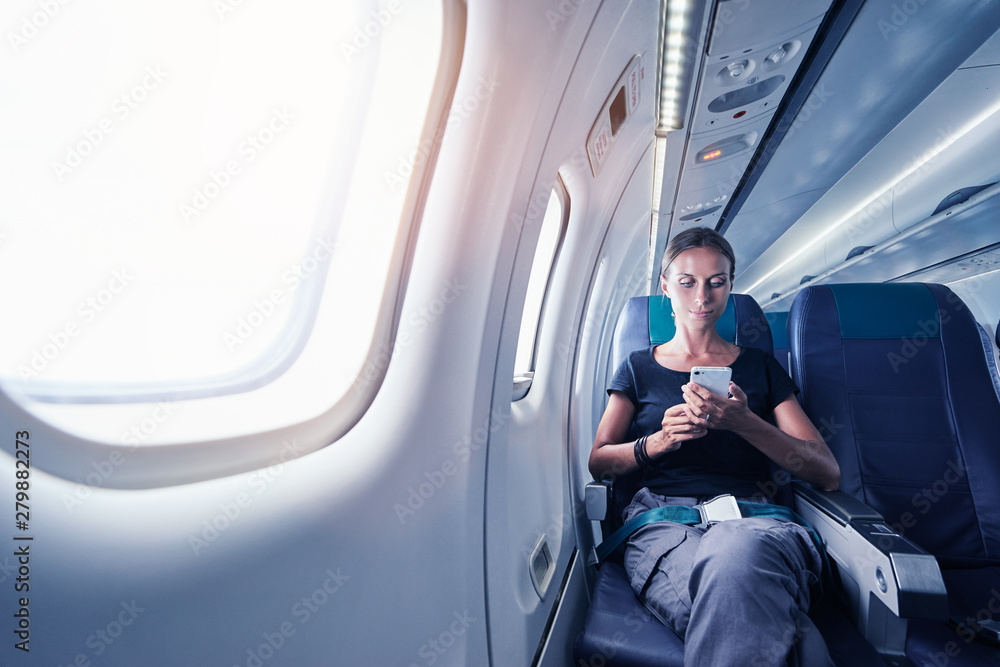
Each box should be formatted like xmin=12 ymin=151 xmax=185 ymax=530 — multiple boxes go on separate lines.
xmin=589 ymin=227 xmax=840 ymax=667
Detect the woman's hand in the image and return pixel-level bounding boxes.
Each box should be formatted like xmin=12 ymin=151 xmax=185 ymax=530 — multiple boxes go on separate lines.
xmin=681 ymin=380 xmax=750 ymax=431
xmin=646 ymin=404 xmax=707 ymax=458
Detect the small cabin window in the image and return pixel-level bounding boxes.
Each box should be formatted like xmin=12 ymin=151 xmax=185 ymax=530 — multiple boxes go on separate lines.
xmin=513 ymin=182 xmax=568 ymax=400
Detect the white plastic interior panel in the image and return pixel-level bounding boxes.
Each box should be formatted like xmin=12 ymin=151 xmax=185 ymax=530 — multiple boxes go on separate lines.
xmin=587 ymin=55 xmax=643 ymax=177
xmin=652 ymin=130 xmax=687 ymax=287
xmin=963 ymin=25 xmax=1000 ymax=68
xmin=483 ymin=1 xmax=658 ymax=663
xmin=692 ymin=19 xmax=822 ymax=133
xmin=896 ymin=245 xmax=1000 ymax=285
xmin=672 ymin=181 xmax=730 ymax=229
xmin=678 ymin=114 xmax=771 ymax=192
xmin=725 ymin=0 xmax=1000 ymax=270
xmin=707 ymin=0 xmax=829 ymax=57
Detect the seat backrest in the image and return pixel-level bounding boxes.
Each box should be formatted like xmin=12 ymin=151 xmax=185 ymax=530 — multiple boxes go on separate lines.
xmin=611 ymin=293 xmax=774 ymax=373
xmin=788 ymin=282 xmax=1000 ymax=566
xmin=766 ymin=311 xmax=791 ymax=374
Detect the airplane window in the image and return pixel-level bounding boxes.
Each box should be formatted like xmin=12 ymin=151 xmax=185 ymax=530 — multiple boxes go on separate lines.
xmin=513 ymin=183 xmax=568 ymax=395
xmin=0 ymin=1 xmax=446 ymax=446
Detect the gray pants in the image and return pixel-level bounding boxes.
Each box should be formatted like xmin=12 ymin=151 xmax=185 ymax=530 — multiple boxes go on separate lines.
xmin=624 ymin=488 xmax=834 ymax=667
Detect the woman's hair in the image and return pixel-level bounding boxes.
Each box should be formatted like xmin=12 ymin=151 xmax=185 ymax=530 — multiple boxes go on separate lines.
xmin=660 ymin=227 xmax=736 ymax=279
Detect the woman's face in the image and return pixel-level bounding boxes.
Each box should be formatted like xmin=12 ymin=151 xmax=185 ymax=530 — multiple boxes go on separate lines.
xmin=660 ymin=246 xmax=733 ymax=329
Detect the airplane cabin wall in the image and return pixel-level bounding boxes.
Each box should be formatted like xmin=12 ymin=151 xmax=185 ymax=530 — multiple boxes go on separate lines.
xmin=0 ymin=0 xmax=658 ymax=665
xmin=482 ymin=0 xmax=658 ymax=664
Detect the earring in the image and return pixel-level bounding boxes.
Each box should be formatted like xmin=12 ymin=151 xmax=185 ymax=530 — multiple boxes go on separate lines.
xmin=671 ymin=311 xmax=675 ymax=319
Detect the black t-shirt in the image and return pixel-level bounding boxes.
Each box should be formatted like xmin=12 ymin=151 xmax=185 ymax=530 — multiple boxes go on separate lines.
xmin=608 ymin=346 xmax=798 ymax=498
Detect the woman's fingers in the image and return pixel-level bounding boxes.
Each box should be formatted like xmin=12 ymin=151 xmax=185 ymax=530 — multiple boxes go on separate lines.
xmin=663 ymin=404 xmax=707 ymax=440
xmin=682 ymin=383 xmax=715 ymax=419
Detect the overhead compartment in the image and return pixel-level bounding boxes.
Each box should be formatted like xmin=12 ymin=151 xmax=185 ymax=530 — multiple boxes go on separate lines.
xmin=890 ymin=108 xmax=1000 ymax=230
xmin=821 ymin=190 xmax=895 ymax=268
xmin=756 ymin=98 xmax=1000 ymax=309
xmin=726 ymin=0 xmax=1000 ymax=276
xmin=741 ymin=30 xmax=1000 ymax=310
xmin=820 ymin=71 xmax=1000 ymax=283
xmin=758 ymin=109 xmax=1000 ymax=309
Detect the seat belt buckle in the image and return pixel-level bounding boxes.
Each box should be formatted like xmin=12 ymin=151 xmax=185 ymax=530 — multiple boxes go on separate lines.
xmin=698 ymin=494 xmax=742 ymax=525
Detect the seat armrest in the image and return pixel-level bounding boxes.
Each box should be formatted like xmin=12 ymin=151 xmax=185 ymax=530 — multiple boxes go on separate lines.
xmin=585 ymin=481 xmax=609 ymax=521
xmin=792 ymin=483 xmax=884 ymax=524
xmin=793 ymin=481 xmax=948 ymax=619
xmin=793 ymin=481 xmax=949 ymax=659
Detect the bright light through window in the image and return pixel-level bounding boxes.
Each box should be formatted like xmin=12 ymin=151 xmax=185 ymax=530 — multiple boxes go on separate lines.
xmin=0 ymin=0 xmax=445 ymax=444
xmin=515 ymin=186 xmax=566 ymax=375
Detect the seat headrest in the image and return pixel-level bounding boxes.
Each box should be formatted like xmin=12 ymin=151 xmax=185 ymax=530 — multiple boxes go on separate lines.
xmin=611 ymin=293 xmax=773 ymax=371
xmin=823 ymin=283 xmax=941 ymax=339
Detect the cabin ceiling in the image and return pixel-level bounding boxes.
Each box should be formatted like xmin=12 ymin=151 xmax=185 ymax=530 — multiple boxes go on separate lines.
xmin=654 ymin=0 xmax=1000 ymax=310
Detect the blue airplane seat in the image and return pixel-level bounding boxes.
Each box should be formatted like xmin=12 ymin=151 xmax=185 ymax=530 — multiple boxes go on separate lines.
xmin=605 ymin=294 xmax=785 ymax=508
xmin=765 ymin=311 xmax=791 ymax=374
xmin=789 ymin=283 xmax=1000 ymax=666
xmin=574 ymin=294 xmax=884 ymax=666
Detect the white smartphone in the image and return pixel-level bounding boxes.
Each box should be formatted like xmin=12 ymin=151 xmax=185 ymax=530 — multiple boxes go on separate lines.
xmin=690 ymin=366 xmax=732 ymax=397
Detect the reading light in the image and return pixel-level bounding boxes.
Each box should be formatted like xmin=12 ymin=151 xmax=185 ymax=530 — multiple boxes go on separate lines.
xmin=765 ymin=47 xmax=786 ymax=66
xmin=761 ymin=41 xmax=801 ymax=73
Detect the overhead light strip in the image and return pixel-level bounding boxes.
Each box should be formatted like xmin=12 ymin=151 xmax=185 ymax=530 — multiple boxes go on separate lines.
xmin=657 ymin=0 xmax=694 ymax=132
xmin=650 ymin=136 xmax=669 ymax=282
xmin=651 ymin=136 xmax=668 ymax=212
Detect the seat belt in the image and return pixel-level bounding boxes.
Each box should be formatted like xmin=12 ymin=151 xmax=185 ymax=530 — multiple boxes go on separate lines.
xmin=589 ymin=494 xmax=826 ymax=567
